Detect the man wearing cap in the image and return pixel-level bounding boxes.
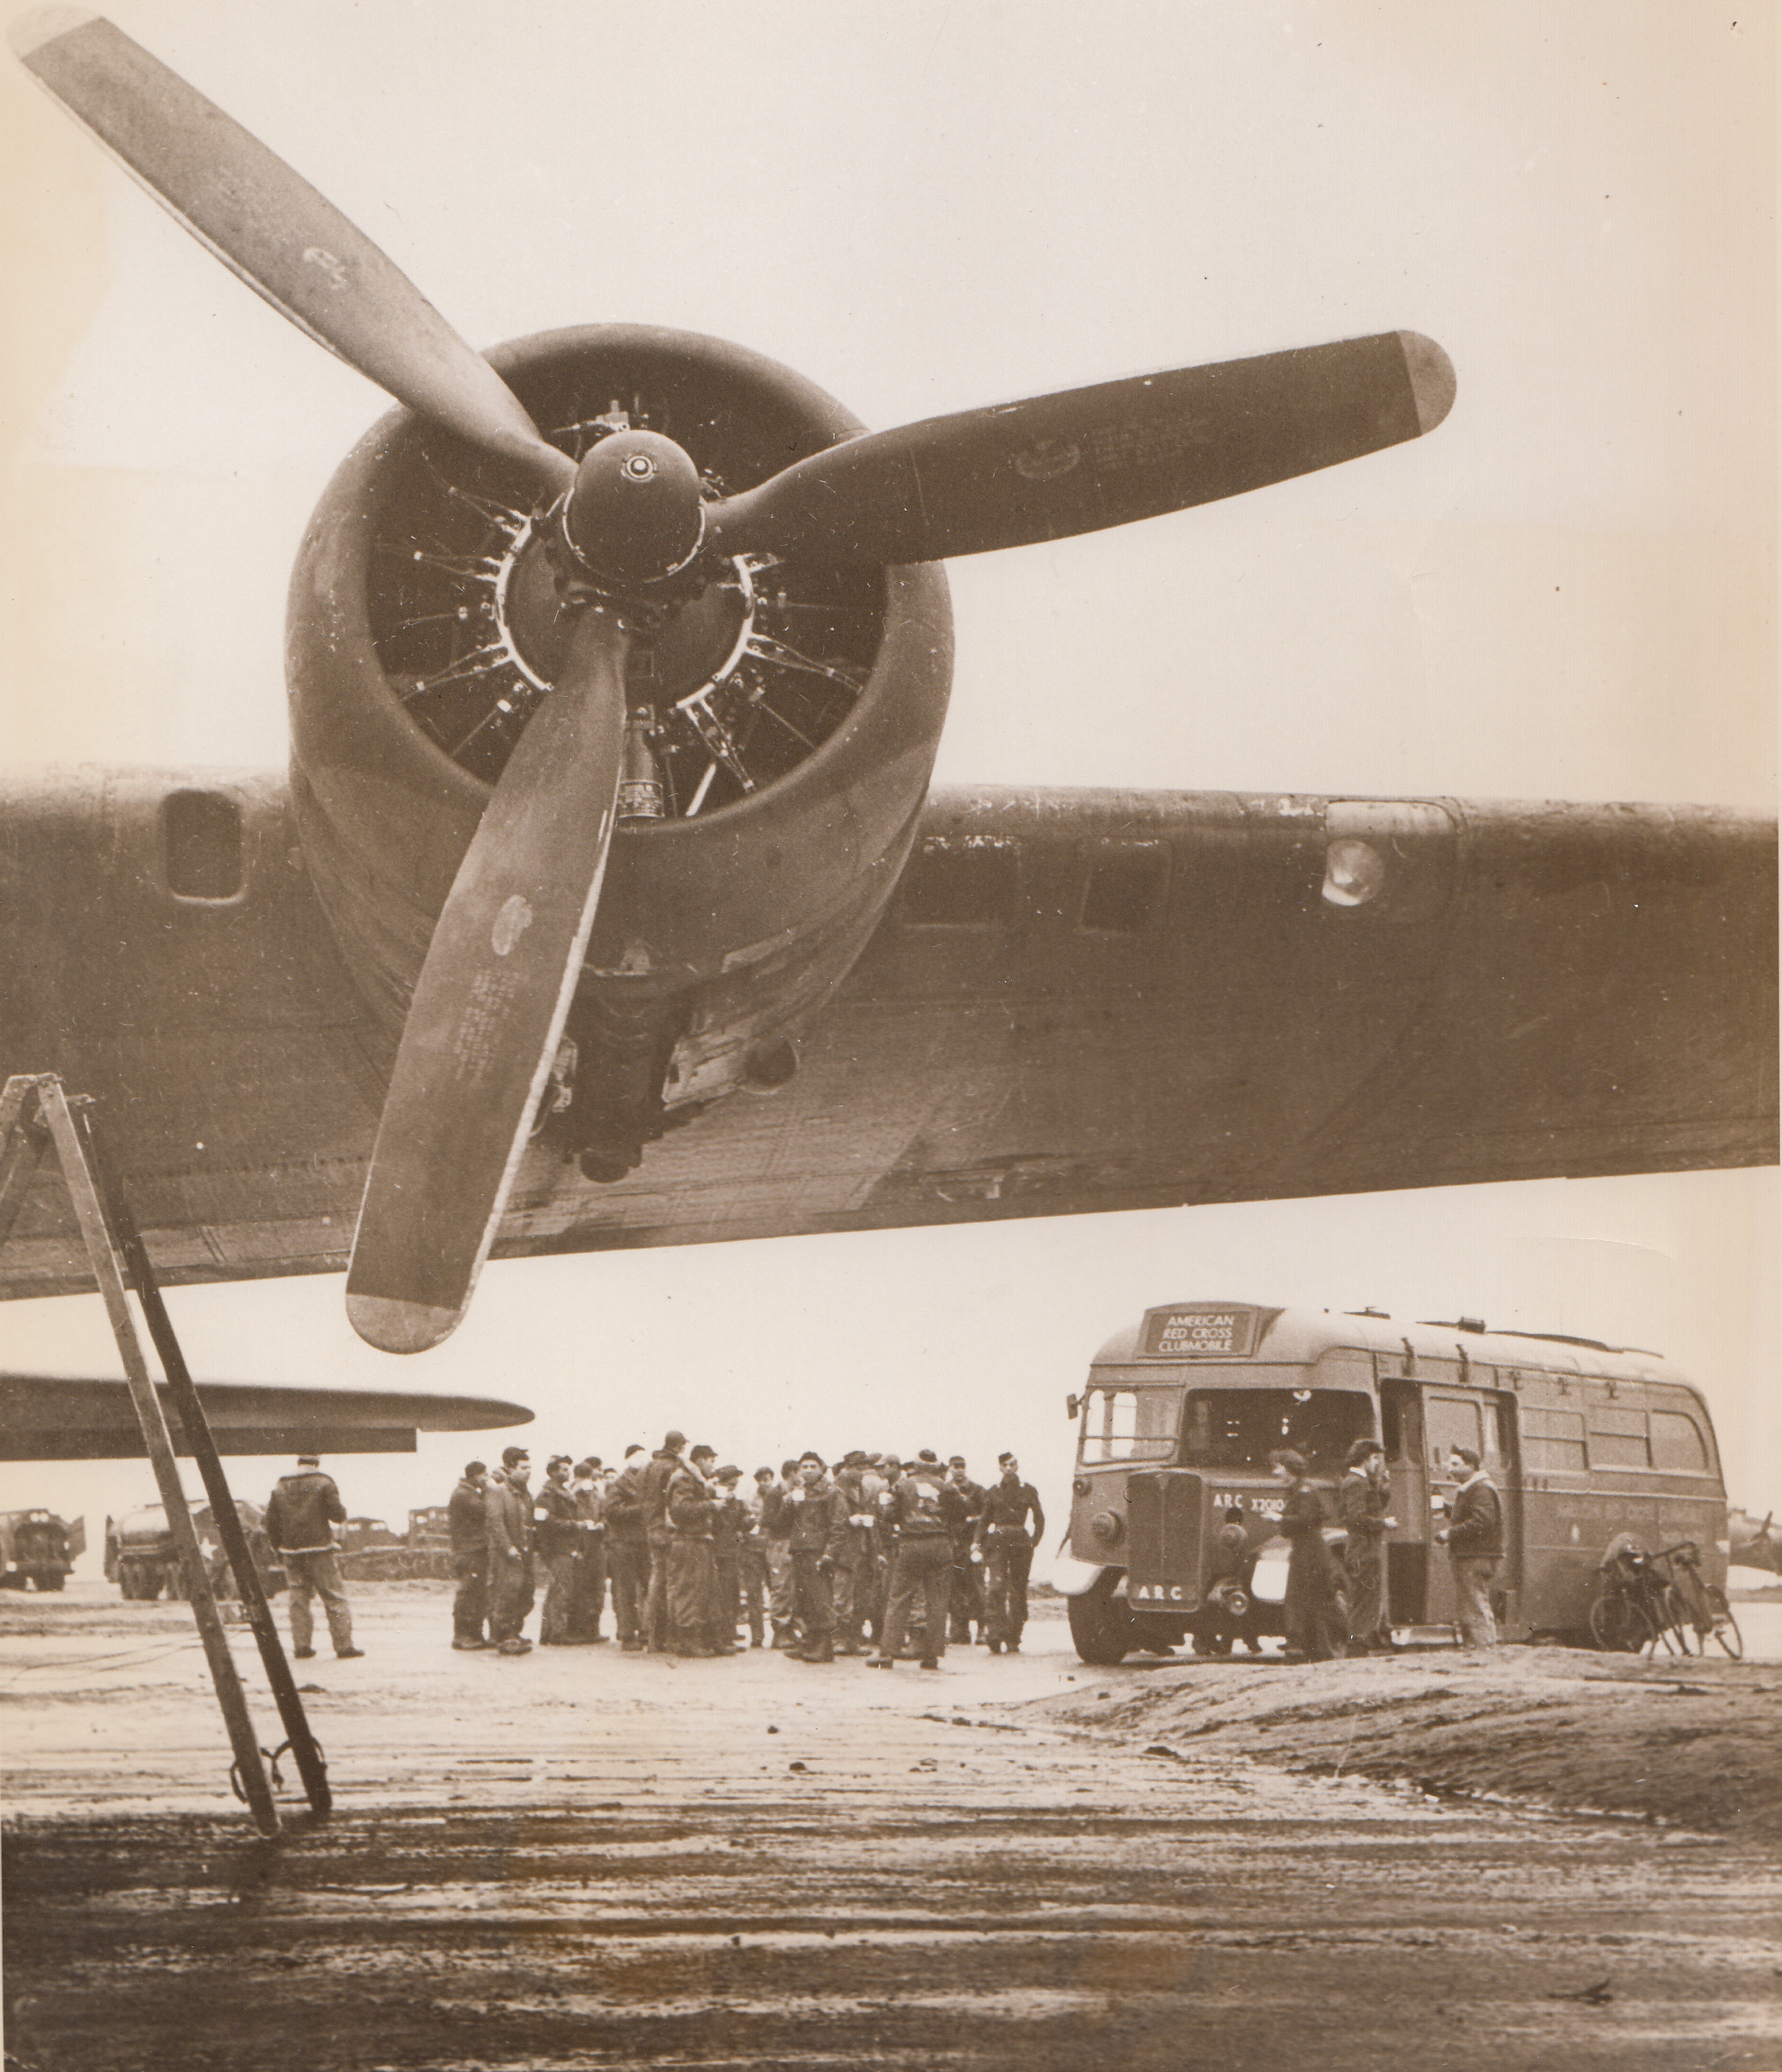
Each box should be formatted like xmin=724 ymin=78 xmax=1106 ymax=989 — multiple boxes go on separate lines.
xmin=784 ymin=1452 xmax=849 ymax=1663
xmin=1338 ymin=1437 xmax=1397 ymax=1656
xmin=975 ymin=1453 xmax=1044 ymax=1655
xmin=1436 ymin=1445 xmax=1504 ymax=1648
xmin=709 ymin=1466 xmax=748 ymax=1652
xmin=738 ymin=1468 xmax=775 ymax=1648
xmin=945 ymin=1456 xmax=987 ymax=1645
xmin=604 ymin=1447 xmax=649 ymax=1650
xmin=264 ymin=1454 xmax=362 ymax=1660
xmin=830 ymin=1452 xmax=879 ymax=1655
xmin=665 ymin=1445 xmax=723 ymax=1655
xmin=640 ymin=1432 xmax=690 ymax=1651
xmin=567 ymin=1459 xmax=608 ymax=1643
xmin=534 ymin=1456 xmax=581 ymax=1645
xmin=762 ymin=1460 xmax=801 ymax=1648
xmin=446 ymin=1460 xmax=491 ymax=1649
xmin=871 ymin=1455 xmax=965 ymax=1669
xmin=485 ymin=1446 xmax=535 ymax=1655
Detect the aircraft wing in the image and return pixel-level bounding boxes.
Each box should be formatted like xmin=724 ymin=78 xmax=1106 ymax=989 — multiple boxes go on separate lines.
xmin=0 ymin=774 xmax=1773 ymax=1299
xmin=0 ymin=1372 xmax=533 ymax=1460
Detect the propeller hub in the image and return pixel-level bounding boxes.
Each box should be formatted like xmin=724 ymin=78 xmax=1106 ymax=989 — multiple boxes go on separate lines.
xmin=560 ymin=429 xmax=706 ymax=585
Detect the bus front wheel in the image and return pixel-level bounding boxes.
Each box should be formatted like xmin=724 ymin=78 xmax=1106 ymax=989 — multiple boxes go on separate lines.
xmin=1068 ymin=1575 xmax=1139 ymax=1666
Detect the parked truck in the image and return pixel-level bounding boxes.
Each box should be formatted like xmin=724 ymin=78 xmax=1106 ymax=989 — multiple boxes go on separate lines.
xmin=0 ymin=1509 xmax=85 ymax=1592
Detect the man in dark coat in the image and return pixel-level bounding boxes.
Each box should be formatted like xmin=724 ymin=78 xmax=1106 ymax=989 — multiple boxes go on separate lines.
xmin=640 ymin=1432 xmax=689 ymax=1651
xmin=534 ymin=1456 xmax=580 ymax=1645
xmin=567 ymin=1459 xmax=608 ymax=1642
xmin=446 ymin=1461 xmax=491 ymax=1648
xmin=1271 ymin=1449 xmax=1344 ymax=1662
xmin=945 ymin=1457 xmax=987 ymax=1643
xmin=264 ymin=1454 xmax=361 ymax=1660
xmin=784 ymin=1452 xmax=848 ymax=1663
xmin=1337 ymin=1437 xmax=1396 ymax=1656
xmin=485 ymin=1446 xmax=535 ymax=1655
xmin=665 ymin=1446 xmax=722 ymax=1655
xmin=870 ymin=1458 xmax=965 ymax=1669
xmin=1437 ymin=1445 xmax=1504 ymax=1647
xmin=975 ymin=1453 xmax=1044 ymax=1654
xmin=604 ymin=1448 xmax=649 ymax=1650
xmin=829 ymin=1454 xmax=880 ymax=1654
xmin=709 ymin=1465 xmax=748 ymax=1651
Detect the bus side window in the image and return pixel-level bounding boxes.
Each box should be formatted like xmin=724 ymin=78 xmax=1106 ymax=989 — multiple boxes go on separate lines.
xmin=1379 ymin=1389 xmax=1401 ymax=1459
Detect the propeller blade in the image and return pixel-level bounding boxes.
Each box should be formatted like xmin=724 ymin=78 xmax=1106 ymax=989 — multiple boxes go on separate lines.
xmin=13 ymin=8 xmax=573 ymax=496
xmin=345 ymin=612 xmax=631 ymax=1353
xmin=706 ymin=331 xmax=1454 ymax=565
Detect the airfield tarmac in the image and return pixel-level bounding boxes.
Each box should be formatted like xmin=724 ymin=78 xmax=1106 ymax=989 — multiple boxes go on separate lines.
xmin=4 ymin=1582 xmax=1781 ymax=2071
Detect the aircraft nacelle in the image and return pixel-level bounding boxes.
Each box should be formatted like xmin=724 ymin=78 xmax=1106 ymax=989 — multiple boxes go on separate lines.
xmin=286 ymin=326 xmax=954 ymax=1174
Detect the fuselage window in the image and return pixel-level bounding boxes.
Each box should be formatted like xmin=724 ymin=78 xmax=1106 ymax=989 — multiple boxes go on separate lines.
xmin=162 ymin=790 xmax=244 ymax=902
xmin=900 ymin=839 xmax=1022 ymax=926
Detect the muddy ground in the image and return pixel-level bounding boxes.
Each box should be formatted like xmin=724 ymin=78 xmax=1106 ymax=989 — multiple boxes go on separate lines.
xmin=4 ymin=1584 xmax=1779 ymax=2070
xmin=1034 ymin=1629 xmax=1782 ymax=1842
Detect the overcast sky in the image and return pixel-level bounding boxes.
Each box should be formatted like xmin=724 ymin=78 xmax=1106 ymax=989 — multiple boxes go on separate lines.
xmin=1 ymin=2 xmax=1773 ymax=1553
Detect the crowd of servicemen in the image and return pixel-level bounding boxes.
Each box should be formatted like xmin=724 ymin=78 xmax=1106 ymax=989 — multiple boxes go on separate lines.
xmin=445 ymin=1435 xmax=1048 ymax=1666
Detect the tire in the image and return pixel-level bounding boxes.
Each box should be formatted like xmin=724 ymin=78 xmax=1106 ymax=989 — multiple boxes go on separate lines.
xmin=1648 ymin=1585 xmax=1697 ymax=1657
xmin=1589 ymin=1587 xmax=1652 ymax=1653
xmin=1068 ymin=1576 xmax=1137 ymax=1666
xmin=1706 ymin=1586 xmax=1744 ymax=1661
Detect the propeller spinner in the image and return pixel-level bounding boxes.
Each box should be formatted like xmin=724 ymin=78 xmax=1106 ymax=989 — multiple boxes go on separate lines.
xmin=15 ymin=8 xmax=1455 ymax=1351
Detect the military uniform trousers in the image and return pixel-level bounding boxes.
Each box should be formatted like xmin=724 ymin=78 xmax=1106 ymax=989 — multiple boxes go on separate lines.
xmin=882 ymin=1535 xmax=953 ymax=1659
xmin=790 ymin=1548 xmax=835 ymax=1641
xmin=282 ymin=1550 xmax=354 ymax=1655
xmin=737 ymin=1544 xmax=767 ymax=1644
xmin=569 ymin=1541 xmax=607 ymax=1640
xmin=488 ymin=1549 xmax=535 ymax=1647
xmin=981 ymin=1532 xmax=1034 ymax=1647
xmin=1450 ymin=1553 xmax=1499 ymax=1647
xmin=949 ymin=1542 xmax=984 ymax=1640
xmin=539 ymin=1550 xmax=578 ymax=1643
xmin=451 ymin=1550 xmax=488 ymax=1645
xmin=606 ymin=1541 xmax=647 ymax=1646
xmin=1345 ymin=1538 xmax=1387 ymax=1644
xmin=667 ymin=1536 xmax=720 ymax=1650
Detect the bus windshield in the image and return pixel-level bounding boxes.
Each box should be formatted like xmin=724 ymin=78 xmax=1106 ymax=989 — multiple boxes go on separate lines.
xmin=1181 ymin=1389 xmax=1375 ymax=1477
xmin=1079 ymin=1386 xmax=1179 ymax=1463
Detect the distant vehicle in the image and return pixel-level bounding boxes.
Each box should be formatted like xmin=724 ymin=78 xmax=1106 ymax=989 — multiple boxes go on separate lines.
xmin=1060 ymin=1300 xmax=1730 ymax=1664
xmin=105 ymin=1500 xmax=283 ymax=1602
xmin=0 ymin=1509 xmax=84 ymax=1592
xmin=105 ymin=1505 xmax=182 ymax=1601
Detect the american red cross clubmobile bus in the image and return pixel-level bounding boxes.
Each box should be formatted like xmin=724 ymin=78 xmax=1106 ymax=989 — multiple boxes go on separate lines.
xmin=1059 ymin=1300 xmax=1729 ymax=1665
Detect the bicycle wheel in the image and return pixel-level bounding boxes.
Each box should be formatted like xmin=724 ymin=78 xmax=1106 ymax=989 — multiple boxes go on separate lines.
xmin=1589 ymin=1588 xmax=1652 ymax=1653
xmin=1647 ymin=1584 xmax=1698 ymax=1657
xmin=1706 ymin=1586 xmax=1745 ymax=1661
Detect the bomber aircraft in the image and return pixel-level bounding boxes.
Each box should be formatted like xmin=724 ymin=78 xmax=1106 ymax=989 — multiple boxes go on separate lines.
xmin=2 ymin=11 xmax=1775 ymax=1358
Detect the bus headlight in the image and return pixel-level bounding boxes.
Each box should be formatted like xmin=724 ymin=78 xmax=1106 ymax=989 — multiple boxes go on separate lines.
xmin=1089 ymin=1509 xmax=1124 ymax=1548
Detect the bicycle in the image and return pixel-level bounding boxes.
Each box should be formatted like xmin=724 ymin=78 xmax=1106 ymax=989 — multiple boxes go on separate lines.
xmin=1657 ymin=1540 xmax=1744 ymax=1660
xmin=1588 ymin=1539 xmax=1743 ymax=1659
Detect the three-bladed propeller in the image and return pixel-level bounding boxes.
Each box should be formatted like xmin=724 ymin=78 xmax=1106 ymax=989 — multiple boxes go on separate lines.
xmin=16 ymin=8 xmax=1455 ymax=1350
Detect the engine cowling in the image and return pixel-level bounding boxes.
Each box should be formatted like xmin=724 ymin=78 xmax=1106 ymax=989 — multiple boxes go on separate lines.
xmin=287 ymin=326 xmax=954 ymax=1173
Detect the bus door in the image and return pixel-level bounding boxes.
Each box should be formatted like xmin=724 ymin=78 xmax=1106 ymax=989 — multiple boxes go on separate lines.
xmin=1422 ymin=1390 xmax=1518 ymax=1630
xmin=1378 ymin=1379 xmax=1429 ymax=1622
